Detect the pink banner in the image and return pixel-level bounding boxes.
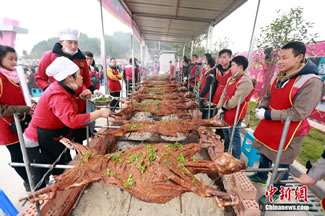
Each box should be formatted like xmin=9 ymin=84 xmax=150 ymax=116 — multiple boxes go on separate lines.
xmin=102 ymin=0 xmax=132 ymax=28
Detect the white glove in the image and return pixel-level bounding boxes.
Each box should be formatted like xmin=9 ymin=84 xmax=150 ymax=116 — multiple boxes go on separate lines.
xmin=255 ymin=108 xmax=265 ymax=120
xmin=216 ymin=109 xmax=224 ymax=117
xmin=93 ymin=89 xmax=102 ymax=96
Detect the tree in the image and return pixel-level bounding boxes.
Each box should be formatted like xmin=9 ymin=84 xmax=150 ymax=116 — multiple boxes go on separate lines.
xmin=78 ymin=33 xmax=100 ymax=56
xmin=256 ymin=7 xmax=318 ymax=51
xmin=255 ymin=7 xmax=318 ymax=104
xmin=29 ymin=37 xmax=59 ymax=58
xmin=212 ymin=36 xmax=233 ymax=55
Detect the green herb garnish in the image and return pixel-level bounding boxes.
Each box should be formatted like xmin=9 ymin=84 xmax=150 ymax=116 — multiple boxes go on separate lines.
xmin=177 ymin=153 xmax=185 ymax=163
xmin=104 ymin=168 xmax=116 ymax=177
xmin=94 ymin=97 xmax=110 ymax=102
xmin=172 ymin=142 xmax=182 ymax=149
xmin=127 ymin=152 xmax=143 ymax=163
xmin=123 ymin=174 xmax=135 ymax=188
xmin=139 ymin=164 xmax=146 ymax=174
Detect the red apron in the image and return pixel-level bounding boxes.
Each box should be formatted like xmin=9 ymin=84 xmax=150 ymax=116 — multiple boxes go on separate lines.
xmin=223 ymin=75 xmax=253 ymax=126
xmin=253 ymin=76 xmax=307 ymax=152
xmin=213 ymin=69 xmax=232 ymax=104
xmin=0 ymin=73 xmax=26 ymax=145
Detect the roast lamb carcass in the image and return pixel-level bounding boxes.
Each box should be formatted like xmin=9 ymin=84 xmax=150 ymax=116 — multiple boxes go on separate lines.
xmin=21 ymin=140 xmax=246 ymax=207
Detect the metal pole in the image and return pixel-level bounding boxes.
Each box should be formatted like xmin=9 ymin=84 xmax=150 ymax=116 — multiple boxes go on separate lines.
xmin=99 ymin=0 xmax=109 ymax=95
xmin=208 ymin=23 xmax=214 ymax=52
xmin=121 ymin=75 xmax=124 ymax=99
xmin=10 ymin=162 xmax=75 ymax=169
xmin=13 ymin=114 xmax=41 ymax=216
xmin=247 ymin=0 xmax=261 ymax=65
xmin=268 ymin=116 xmax=291 ymax=187
xmin=205 ymin=31 xmax=209 ymax=53
xmin=190 ymin=40 xmax=194 ymax=57
xmin=228 ymin=95 xmax=243 ymax=154
xmin=261 ymin=116 xmax=291 ymax=215
xmin=242 ymin=168 xmax=289 ymax=173
xmin=131 ymin=34 xmax=135 ymax=93
xmin=86 ymin=99 xmax=90 ymax=146
xmin=207 ymin=83 xmax=213 ymax=119
xmin=182 ymin=44 xmax=185 ymax=57
xmin=140 ymin=43 xmax=143 ymax=82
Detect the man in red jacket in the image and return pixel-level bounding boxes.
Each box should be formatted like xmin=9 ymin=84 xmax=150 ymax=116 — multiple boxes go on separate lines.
xmin=35 ymin=28 xmax=97 ymax=96
xmin=35 ymin=28 xmax=98 ymax=143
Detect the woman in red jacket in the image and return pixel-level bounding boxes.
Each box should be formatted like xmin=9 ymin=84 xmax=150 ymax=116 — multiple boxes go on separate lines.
xmin=107 ymin=58 xmax=122 ymax=111
xmin=0 ymin=45 xmax=35 ymax=191
xmin=24 ymin=57 xmax=111 ymax=181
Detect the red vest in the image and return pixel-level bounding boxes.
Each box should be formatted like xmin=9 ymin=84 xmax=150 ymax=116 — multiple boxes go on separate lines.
xmin=108 ymin=68 xmax=122 ymax=92
xmin=223 ymin=75 xmax=253 ymax=126
xmin=189 ymin=64 xmax=198 ymax=86
xmin=213 ymin=69 xmax=232 ymax=104
xmin=170 ymin=65 xmax=175 ymax=76
xmin=0 ymin=73 xmax=26 ymax=145
xmin=253 ymin=74 xmax=320 ymax=152
xmin=124 ymin=65 xmax=133 ymax=81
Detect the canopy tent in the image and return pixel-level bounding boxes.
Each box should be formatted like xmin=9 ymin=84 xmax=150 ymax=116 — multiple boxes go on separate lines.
xmin=124 ymin=0 xmax=247 ymax=43
xmin=98 ymin=0 xmax=252 ymax=93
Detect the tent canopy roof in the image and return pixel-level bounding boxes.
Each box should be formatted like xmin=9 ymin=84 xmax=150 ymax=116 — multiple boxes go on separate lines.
xmin=124 ymin=0 xmax=247 ymax=43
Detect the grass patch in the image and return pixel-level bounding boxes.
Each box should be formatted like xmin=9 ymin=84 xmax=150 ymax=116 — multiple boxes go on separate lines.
xmin=296 ymin=128 xmax=325 ymax=165
xmin=244 ymin=101 xmax=325 ymax=165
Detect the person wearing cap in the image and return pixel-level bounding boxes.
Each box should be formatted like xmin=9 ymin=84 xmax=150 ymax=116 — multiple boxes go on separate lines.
xmin=35 ymin=28 xmax=101 ymax=143
xmin=35 ymin=28 xmax=98 ymax=96
xmin=24 ymin=57 xmax=111 ymax=180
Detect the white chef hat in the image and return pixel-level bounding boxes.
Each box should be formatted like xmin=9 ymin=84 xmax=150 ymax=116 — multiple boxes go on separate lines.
xmin=58 ymin=28 xmax=79 ymax=41
xmin=46 ymin=57 xmax=79 ymax=81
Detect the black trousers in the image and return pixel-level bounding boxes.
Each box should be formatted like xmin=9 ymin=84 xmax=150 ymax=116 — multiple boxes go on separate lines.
xmin=26 ymin=146 xmax=46 ymax=189
xmin=37 ymin=127 xmax=72 ymax=176
xmin=110 ymin=91 xmax=120 ymax=112
xmin=6 ymin=143 xmax=28 ymax=183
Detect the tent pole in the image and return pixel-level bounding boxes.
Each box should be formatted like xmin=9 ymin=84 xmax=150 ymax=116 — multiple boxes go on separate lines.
xmin=247 ymin=0 xmax=261 ymax=65
xmin=99 ymin=0 xmax=109 ymax=95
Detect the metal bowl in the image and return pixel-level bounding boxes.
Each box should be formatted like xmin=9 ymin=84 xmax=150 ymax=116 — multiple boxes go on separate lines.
xmin=91 ymin=95 xmax=112 ymax=106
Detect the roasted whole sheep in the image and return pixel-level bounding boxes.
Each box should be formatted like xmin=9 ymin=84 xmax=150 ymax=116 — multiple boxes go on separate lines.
xmin=21 ymin=141 xmax=246 ymax=207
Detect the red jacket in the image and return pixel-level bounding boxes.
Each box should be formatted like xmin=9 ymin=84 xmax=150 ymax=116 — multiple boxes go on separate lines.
xmin=170 ymin=65 xmax=175 ymax=76
xmin=35 ymin=43 xmax=95 ymax=95
xmin=124 ymin=65 xmax=133 ymax=81
xmin=107 ymin=66 xmax=122 ymax=92
xmin=24 ymin=81 xmax=90 ymax=142
xmin=0 ymin=73 xmax=26 ymax=145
